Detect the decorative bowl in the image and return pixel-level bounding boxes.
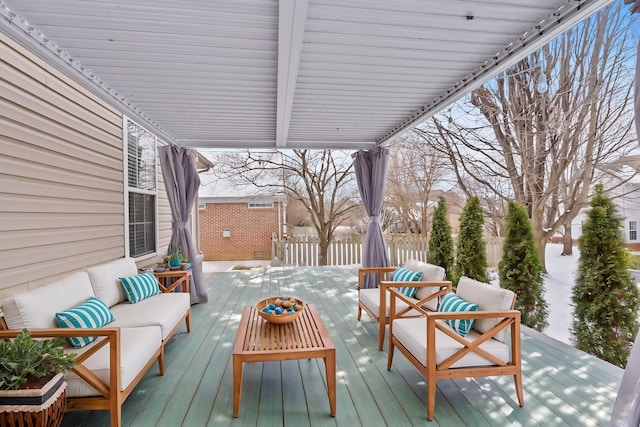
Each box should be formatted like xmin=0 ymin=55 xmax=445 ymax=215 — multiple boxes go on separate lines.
xmin=256 ymin=296 xmax=304 ymax=324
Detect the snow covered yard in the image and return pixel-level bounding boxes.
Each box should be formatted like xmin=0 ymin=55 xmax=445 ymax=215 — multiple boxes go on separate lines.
xmin=543 ymin=243 xmax=578 ymax=345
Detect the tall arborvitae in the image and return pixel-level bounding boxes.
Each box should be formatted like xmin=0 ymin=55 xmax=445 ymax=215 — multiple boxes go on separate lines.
xmin=455 ymin=196 xmax=488 ymax=283
xmin=498 ymin=200 xmax=548 ymax=331
xmin=572 ymin=184 xmax=640 ymax=368
xmin=427 ymin=196 xmax=454 ymax=280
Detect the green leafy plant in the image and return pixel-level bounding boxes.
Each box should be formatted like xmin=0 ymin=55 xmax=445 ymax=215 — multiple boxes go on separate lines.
xmin=0 ymin=328 xmax=75 ymax=390
xmin=454 ymin=196 xmax=488 ymax=283
xmin=169 ymin=244 xmax=183 ymax=262
xmin=498 ymin=200 xmax=548 ymax=331
xmin=427 ymin=196 xmax=454 ymax=280
xmin=627 ymin=251 xmax=640 ymax=270
xmin=572 ymin=184 xmax=640 ymax=368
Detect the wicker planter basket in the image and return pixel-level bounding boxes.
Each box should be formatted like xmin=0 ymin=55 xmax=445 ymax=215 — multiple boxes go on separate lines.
xmin=256 ymin=296 xmax=304 ymax=324
xmin=0 ymin=373 xmax=67 ymax=427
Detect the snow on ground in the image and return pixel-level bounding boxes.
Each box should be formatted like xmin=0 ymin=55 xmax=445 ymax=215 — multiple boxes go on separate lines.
xmin=543 ymin=243 xmax=578 ymax=345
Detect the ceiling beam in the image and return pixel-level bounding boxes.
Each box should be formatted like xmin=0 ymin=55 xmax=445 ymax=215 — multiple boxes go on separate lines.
xmin=276 ymin=0 xmax=309 ymax=148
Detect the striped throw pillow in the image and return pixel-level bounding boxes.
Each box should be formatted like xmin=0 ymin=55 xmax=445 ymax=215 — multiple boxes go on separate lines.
xmin=119 ymin=272 xmax=161 ymax=304
xmin=438 ymin=293 xmax=478 ymax=337
xmin=392 ymin=267 xmax=423 ymax=298
xmin=55 ymin=297 xmax=115 ymax=348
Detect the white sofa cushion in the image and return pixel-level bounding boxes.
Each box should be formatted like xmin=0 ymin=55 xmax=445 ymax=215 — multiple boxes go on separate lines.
xmin=109 ymin=293 xmax=190 ymax=340
xmin=86 ymin=258 xmax=138 ymax=307
xmin=393 ymin=317 xmax=509 ymax=369
xmin=456 ymin=276 xmax=515 ymax=342
xmin=360 ymin=288 xmax=422 ymax=318
xmin=64 ymin=326 xmax=162 ymax=397
xmin=2 ymin=271 xmax=95 ymax=329
xmin=404 ymin=259 xmax=446 ymax=309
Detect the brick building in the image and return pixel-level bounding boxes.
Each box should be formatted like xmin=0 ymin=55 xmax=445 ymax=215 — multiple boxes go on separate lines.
xmin=199 ymin=195 xmax=286 ymax=261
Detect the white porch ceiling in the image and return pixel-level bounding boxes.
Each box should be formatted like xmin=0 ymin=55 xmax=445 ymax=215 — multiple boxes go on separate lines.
xmin=0 ymin=0 xmax=614 ymax=150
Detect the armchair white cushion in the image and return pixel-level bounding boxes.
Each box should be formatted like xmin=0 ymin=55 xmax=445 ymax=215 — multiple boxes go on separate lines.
xmin=387 ymin=275 xmax=523 ymax=421
xmin=392 ymin=317 xmax=510 ymax=369
xmin=457 ymin=276 xmax=516 ymax=342
xmin=357 ymin=260 xmax=449 ymax=350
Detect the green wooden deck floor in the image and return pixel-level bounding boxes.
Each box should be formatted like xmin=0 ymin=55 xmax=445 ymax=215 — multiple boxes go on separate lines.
xmin=61 ymin=266 xmax=623 ymax=427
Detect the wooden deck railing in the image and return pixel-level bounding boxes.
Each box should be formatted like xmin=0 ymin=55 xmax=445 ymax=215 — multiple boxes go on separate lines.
xmin=272 ymin=234 xmax=504 ymax=267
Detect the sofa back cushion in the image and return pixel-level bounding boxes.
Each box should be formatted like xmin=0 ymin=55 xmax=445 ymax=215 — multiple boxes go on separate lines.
xmin=404 ymin=259 xmax=446 ymax=309
xmin=2 ymin=271 xmax=95 ymax=330
xmin=456 ymin=276 xmax=516 ymax=343
xmin=86 ymin=258 xmax=138 ymax=307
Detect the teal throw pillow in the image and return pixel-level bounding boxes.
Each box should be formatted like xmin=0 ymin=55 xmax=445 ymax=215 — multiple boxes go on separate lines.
xmin=119 ymin=272 xmax=161 ymax=304
xmin=392 ymin=267 xmax=423 ymax=298
xmin=438 ymin=293 xmax=478 ymax=337
xmin=55 ymin=297 xmax=115 ymax=348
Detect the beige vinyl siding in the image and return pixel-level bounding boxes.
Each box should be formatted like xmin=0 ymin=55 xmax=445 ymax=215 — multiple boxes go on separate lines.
xmin=0 ymin=33 xmax=126 ymax=298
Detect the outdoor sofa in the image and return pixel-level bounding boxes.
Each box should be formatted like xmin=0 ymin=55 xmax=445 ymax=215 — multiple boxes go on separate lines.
xmin=0 ymin=257 xmax=191 ymax=427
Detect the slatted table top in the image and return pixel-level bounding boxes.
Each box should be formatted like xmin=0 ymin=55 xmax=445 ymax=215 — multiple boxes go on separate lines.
xmin=232 ymin=302 xmax=337 ymax=417
xmin=233 ymin=303 xmax=335 ymax=358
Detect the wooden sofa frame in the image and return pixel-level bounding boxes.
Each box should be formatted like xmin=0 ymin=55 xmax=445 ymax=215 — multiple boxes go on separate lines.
xmin=0 ymin=327 xmax=162 ymax=427
xmin=357 ymin=266 xmax=452 ymax=350
xmin=387 ymin=287 xmax=524 ymax=421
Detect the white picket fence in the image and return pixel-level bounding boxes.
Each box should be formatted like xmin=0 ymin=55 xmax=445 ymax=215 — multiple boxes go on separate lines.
xmin=272 ymin=234 xmax=504 ymax=267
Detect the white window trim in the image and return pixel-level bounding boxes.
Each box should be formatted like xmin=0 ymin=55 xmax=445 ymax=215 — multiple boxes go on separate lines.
xmin=123 ymin=116 xmax=159 ymax=259
xmin=630 ymin=220 xmax=637 ymax=242
xmin=248 ymin=202 xmax=274 ymax=209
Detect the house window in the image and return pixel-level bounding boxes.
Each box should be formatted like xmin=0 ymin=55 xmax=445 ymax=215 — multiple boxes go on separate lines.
xmin=248 ymin=202 xmax=274 ymax=208
xmin=630 ymin=221 xmax=637 ymax=241
xmin=125 ymin=118 xmax=157 ymax=257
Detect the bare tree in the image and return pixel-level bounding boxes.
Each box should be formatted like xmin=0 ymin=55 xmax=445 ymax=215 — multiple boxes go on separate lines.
xmin=208 ymin=149 xmax=358 ymax=265
xmin=414 ymin=2 xmax=637 ymax=268
xmin=385 ymin=134 xmax=452 ymax=234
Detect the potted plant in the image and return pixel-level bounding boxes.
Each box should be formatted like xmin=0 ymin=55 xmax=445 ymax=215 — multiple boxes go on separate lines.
xmin=0 ymin=328 xmax=75 ymax=427
xmin=168 ymin=244 xmax=183 ymax=269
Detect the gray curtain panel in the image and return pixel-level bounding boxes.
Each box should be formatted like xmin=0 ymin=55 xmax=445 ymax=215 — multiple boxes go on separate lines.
xmin=610 ymin=4 xmax=640 ymax=426
xmin=353 ymin=148 xmax=391 ymax=288
xmin=159 ymin=145 xmax=208 ymax=304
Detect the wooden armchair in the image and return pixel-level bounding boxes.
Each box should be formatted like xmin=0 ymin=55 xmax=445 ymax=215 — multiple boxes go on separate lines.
xmin=387 ymin=276 xmax=523 ymax=421
xmin=357 ymin=260 xmax=450 ymax=350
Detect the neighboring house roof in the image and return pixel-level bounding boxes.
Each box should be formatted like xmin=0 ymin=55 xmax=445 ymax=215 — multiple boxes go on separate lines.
xmin=0 ymin=1 xmax=613 ymax=150
xmin=199 ymin=159 xmax=286 ymax=203
xmin=199 ymin=178 xmax=286 ymax=204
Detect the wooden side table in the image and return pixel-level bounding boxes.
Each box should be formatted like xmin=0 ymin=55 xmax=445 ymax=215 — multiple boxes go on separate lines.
xmin=153 ymin=269 xmax=191 ymax=293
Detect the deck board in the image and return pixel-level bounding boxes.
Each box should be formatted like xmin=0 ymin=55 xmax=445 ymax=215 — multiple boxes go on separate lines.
xmin=60 ymin=266 xmax=623 ymax=427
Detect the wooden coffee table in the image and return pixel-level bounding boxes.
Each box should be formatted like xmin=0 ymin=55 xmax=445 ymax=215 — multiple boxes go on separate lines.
xmin=232 ymin=303 xmax=336 ymax=417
